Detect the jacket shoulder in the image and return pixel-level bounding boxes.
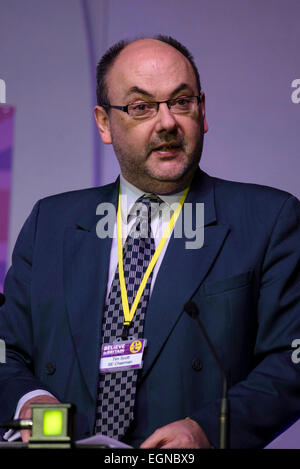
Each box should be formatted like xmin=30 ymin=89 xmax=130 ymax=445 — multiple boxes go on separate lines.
xmin=212 ymin=174 xmax=296 ymax=201
xmin=39 ymin=181 xmax=118 ymax=207
xmin=28 ymin=181 xmax=119 ymax=232
xmin=205 ymin=173 xmax=299 ymax=224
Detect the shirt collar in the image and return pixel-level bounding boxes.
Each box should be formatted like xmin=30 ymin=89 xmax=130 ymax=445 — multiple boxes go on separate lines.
xmin=119 ymin=174 xmax=186 ymax=223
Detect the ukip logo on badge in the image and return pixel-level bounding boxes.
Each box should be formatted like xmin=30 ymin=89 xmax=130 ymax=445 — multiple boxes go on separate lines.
xmin=130 ymin=340 xmax=142 ymax=354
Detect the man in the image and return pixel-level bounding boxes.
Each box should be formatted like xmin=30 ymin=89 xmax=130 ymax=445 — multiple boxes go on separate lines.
xmin=0 ymin=35 xmax=299 ymax=449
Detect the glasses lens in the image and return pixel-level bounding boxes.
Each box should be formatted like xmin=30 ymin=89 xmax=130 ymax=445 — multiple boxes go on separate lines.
xmin=128 ymin=102 xmax=156 ymax=118
xmin=171 ymin=97 xmax=197 ymax=113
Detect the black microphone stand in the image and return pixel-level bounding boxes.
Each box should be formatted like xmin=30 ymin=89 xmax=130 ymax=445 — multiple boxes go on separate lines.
xmin=185 ymin=301 xmax=229 ymax=449
xmin=0 ymin=293 xmax=5 ymax=307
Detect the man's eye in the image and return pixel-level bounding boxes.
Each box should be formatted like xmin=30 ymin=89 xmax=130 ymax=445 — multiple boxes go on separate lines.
xmin=132 ymin=103 xmax=150 ymax=111
xmin=176 ymin=98 xmax=189 ymax=106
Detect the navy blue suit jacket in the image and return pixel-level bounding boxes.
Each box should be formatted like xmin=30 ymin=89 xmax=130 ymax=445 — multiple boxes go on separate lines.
xmin=0 ymin=169 xmax=300 ymax=448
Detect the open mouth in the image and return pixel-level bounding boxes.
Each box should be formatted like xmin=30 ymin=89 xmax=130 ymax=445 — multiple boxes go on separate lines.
xmin=152 ymin=143 xmax=182 ymax=155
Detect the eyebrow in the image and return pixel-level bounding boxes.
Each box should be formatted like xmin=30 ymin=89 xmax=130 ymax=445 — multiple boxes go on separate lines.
xmin=126 ymin=83 xmax=195 ymax=100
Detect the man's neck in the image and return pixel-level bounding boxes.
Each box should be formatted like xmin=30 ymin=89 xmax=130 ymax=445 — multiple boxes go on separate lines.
xmin=120 ymin=170 xmax=196 ymax=195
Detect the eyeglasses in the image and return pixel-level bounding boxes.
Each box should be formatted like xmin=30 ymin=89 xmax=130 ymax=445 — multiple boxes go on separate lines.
xmin=100 ymin=95 xmax=201 ymax=120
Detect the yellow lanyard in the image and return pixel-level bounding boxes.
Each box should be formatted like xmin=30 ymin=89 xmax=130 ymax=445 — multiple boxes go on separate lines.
xmin=117 ymin=186 xmax=189 ymax=327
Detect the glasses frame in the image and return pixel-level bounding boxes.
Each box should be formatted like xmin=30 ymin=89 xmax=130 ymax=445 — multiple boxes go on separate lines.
xmin=100 ymin=95 xmax=201 ymax=118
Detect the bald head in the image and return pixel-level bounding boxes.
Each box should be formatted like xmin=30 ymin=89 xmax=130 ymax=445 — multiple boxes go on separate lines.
xmin=106 ymin=39 xmax=198 ymax=106
xmin=96 ymin=35 xmax=201 ymax=106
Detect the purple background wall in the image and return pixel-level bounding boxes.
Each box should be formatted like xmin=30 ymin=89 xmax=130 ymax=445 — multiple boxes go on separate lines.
xmin=1 ymin=0 xmax=300 ymax=447
xmin=98 ymin=0 xmax=300 ymax=199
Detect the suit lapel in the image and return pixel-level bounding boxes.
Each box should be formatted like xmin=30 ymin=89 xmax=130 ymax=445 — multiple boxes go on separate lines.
xmin=63 ymin=181 xmax=119 ymax=400
xmin=142 ymin=170 xmax=230 ymax=379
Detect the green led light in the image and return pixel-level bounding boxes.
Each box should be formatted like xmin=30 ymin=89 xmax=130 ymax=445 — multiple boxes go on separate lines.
xmin=43 ymin=410 xmax=63 ymax=436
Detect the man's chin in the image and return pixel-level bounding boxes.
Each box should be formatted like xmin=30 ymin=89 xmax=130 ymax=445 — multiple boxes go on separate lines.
xmin=146 ymin=162 xmax=193 ymax=183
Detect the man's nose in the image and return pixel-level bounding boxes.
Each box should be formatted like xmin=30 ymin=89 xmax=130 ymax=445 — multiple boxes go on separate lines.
xmin=154 ymin=102 xmax=177 ymax=133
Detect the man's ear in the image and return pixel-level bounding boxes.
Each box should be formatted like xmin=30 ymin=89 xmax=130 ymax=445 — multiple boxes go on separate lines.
xmin=200 ymin=92 xmax=208 ymax=133
xmin=94 ymin=106 xmax=112 ymax=144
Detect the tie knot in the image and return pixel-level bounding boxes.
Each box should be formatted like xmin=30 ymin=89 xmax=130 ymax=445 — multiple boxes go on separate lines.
xmin=128 ymin=194 xmax=163 ymax=223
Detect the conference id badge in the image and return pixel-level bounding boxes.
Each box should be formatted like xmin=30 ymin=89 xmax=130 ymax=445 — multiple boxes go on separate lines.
xmin=99 ymin=338 xmax=147 ymax=373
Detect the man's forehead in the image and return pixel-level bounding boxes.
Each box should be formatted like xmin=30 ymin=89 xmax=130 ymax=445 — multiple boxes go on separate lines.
xmin=107 ymin=39 xmax=197 ymax=100
xmin=118 ymin=38 xmax=181 ymax=59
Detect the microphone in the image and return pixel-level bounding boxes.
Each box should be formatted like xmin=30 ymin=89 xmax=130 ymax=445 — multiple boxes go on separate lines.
xmin=184 ymin=301 xmax=229 ymax=449
xmin=0 ymin=293 xmax=5 ymax=307
xmin=0 ymin=418 xmax=32 ymax=430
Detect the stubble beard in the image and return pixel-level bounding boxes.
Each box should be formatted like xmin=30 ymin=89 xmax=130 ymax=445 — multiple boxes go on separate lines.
xmin=112 ymin=135 xmax=203 ymax=194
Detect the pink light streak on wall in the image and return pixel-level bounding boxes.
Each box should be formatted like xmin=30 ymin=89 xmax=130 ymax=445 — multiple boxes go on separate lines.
xmin=0 ymin=105 xmax=14 ymax=292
